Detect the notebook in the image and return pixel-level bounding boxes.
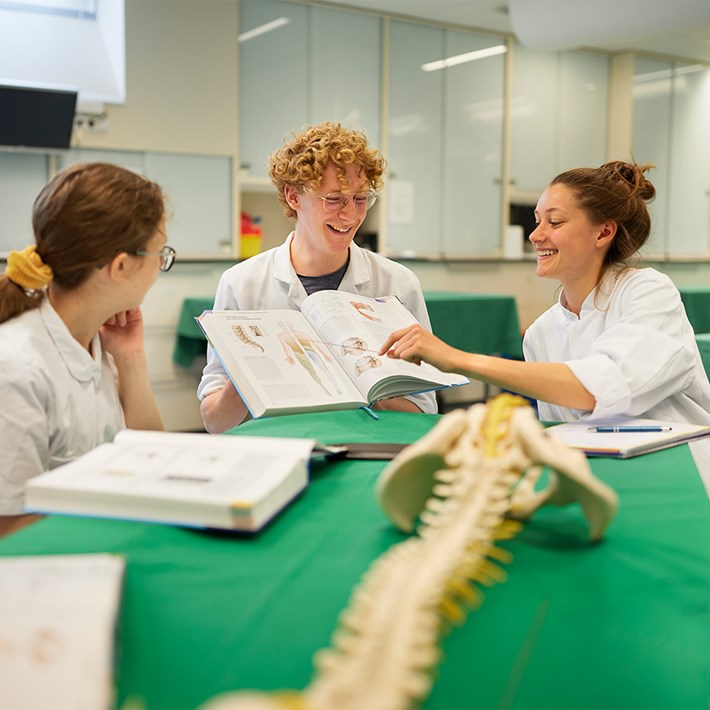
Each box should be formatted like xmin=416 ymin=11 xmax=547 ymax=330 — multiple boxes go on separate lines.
xmin=547 ymin=418 xmax=710 ymax=458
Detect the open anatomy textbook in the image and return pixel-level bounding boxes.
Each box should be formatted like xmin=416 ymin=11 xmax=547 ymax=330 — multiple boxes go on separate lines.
xmin=196 ymin=290 xmax=469 ymax=418
xmin=547 ymin=418 xmax=710 ymax=458
xmin=24 ymin=430 xmax=317 ymax=531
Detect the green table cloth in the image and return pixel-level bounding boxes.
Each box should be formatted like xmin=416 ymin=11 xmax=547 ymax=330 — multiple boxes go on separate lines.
xmin=680 ymin=287 xmax=710 ymax=334
xmin=173 ymin=296 xmax=213 ymax=367
xmin=424 ymin=291 xmax=522 ymax=358
xmin=174 ymin=292 xmax=523 ymax=367
xmin=2 ymin=410 xmax=709 ymax=709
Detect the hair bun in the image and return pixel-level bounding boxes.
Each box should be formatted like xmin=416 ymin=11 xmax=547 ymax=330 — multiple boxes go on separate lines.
xmin=604 ymin=161 xmax=656 ymax=202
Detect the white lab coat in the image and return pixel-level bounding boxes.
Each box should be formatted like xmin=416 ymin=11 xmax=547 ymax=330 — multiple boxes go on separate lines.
xmin=197 ymin=233 xmax=437 ymax=414
xmin=0 ymin=298 xmax=124 ymax=514
xmin=524 ymin=267 xmax=710 ymax=495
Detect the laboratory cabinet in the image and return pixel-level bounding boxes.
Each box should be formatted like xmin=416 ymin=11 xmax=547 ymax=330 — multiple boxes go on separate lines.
xmin=509 ymin=45 xmax=609 ymax=198
xmin=238 ymin=0 xmax=381 ymax=181
xmin=385 ymin=20 xmax=506 ymax=258
xmin=0 ymin=148 xmax=233 ymax=258
xmin=633 ymin=57 xmax=710 ymax=257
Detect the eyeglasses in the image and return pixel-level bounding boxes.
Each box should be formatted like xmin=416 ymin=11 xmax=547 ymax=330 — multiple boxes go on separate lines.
xmin=129 ymin=245 xmax=176 ymax=272
xmin=316 ymin=192 xmax=378 ymax=213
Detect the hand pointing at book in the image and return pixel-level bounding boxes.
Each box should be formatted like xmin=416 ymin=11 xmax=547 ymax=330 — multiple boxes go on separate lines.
xmin=379 ymin=324 xmax=463 ymax=372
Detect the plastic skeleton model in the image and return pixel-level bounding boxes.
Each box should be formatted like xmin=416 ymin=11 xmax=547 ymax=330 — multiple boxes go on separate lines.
xmin=202 ymin=395 xmax=619 ymax=710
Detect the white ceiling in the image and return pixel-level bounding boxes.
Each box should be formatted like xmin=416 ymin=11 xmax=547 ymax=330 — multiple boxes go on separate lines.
xmin=324 ymin=0 xmax=710 ymax=63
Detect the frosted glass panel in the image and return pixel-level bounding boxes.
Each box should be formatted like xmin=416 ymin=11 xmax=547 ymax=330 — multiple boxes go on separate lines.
xmin=0 ymin=152 xmax=48 ymax=252
xmin=512 ymin=46 xmax=608 ymax=198
xmin=558 ymin=51 xmax=608 ymax=172
xmin=442 ymin=30 xmax=505 ymax=256
xmin=143 ymin=153 xmax=232 ymax=257
xmin=386 ymin=21 xmax=444 ymax=256
xmin=632 ymin=56 xmax=672 ymax=255
xmin=58 ymin=148 xmax=143 ymax=173
xmin=510 ymin=44 xmax=557 ymax=194
xmin=667 ymin=66 xmax=710 ymax=256
xmin=239 ymin=0 xmax=308 ymax=177
xmin=58 ymin=149 xmax=232 ymax=257
xmin=311 ymin=7 xmax=380 ymax=147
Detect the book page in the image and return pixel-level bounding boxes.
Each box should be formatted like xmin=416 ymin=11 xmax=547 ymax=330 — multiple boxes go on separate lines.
xmin=30 ymin=433 xmax=316 ymax=507
xmin=0 ymin=554 xmax=124 ymax=710
xmin=198 ymin=310 xmax=365 ymax=414
xmin=301 ymin=291 xmax=468 ymax=401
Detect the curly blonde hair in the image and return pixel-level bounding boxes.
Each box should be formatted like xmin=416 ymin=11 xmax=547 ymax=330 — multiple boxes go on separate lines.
xmin=268 ymin=122 xmax=385 ymax=219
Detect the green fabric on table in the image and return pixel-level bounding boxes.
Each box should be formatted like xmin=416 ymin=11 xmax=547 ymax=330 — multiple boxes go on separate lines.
xmin=680 ymin=287 xmax=710 ymax=334
xmin=696 ymin=333 xmax=710 ymax=378
xmin=173 ymin=296 xmax=213 ymax=367
xmin=424 ymin=291 xmax=523 ymax=358
xmin=2 ymin=410 xmax=709 ymax=709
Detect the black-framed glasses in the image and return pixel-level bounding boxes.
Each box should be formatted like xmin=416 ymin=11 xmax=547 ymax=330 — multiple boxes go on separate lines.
xmin=316 ymin=191 xmax=378 ymax=213
xmin=130 ymin=245 xmax=176 ymax=272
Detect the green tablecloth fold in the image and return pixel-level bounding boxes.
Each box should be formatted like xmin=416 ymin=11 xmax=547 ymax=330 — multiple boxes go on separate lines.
xmin=173 ymin=296 xmax=213 ymax=367
xmin=680 ymin=287 xmax=710 ymax=334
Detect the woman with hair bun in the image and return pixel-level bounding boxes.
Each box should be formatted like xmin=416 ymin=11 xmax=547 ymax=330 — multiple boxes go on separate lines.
xmin=380 ymin=161 xmax=710 ymax=430
xmin=0 ymin=162 xmax=173 ymax=526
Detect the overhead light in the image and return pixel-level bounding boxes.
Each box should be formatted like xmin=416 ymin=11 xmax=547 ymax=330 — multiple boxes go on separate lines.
xmin=238 ymin=17 xmax=289 ymax=43
xmin=422 ymin=44 xmax=507 ymax=72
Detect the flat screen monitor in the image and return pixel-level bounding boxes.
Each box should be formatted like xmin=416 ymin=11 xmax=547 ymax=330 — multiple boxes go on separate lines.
xmin=0 ymin=84 xmax=78 ymax=150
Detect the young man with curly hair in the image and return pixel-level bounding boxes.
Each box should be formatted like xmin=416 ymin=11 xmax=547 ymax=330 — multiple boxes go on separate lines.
xmin=198 ymin=122 xmax=436 ymax=432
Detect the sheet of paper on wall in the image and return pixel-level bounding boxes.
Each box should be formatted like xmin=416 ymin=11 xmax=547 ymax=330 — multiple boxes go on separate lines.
xmin=0 ymin=553 xmax=125 ymax=710
xmin=388 ymin=179 xmax=414 ymax=225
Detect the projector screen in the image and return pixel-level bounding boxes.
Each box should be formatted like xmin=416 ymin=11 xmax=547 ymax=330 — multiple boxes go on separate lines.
xmin=0 ymin=0 xmax=124 ymax=107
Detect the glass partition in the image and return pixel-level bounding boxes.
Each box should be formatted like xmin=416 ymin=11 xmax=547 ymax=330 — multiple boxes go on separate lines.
xmin=0 ymin=147 xmax=233 ymax=257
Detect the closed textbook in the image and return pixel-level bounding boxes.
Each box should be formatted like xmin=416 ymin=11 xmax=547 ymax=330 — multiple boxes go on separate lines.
xmin=547 ymin=418 xmax=710 ymax=458
xmin=24 ymin=430 xmax=316 ymax=531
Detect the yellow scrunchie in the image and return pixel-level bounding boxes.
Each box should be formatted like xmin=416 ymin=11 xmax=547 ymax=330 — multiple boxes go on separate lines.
xmin=6 ymin=245 xmax=53 ymax=290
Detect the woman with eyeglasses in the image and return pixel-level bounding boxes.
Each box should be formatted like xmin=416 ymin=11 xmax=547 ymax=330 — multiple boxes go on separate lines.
xmin=198 ymin=121 xmax=436 ymax=433
xmin=0 ymin=162 xmax=171 ymax=529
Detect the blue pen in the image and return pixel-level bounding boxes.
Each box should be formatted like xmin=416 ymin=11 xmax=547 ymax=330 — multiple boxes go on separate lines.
xmin=587 ymin=425 xmax=672 ymax=432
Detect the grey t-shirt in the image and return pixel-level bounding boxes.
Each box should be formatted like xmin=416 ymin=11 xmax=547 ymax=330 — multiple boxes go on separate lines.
xmin=297 ymin=255 xmax=349 ymax=296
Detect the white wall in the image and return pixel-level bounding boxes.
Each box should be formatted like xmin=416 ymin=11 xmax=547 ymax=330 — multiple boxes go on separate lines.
xmin=77 ymin=0 xmax=238 ymax=156
xmin=73 ymin=0 xmax=239 ymax=431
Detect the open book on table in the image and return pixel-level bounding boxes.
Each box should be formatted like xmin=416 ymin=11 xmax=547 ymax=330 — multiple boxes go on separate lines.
xmin=24 ymin=430 xmax=319 ymax=532
xmin=547 ymin=417 xmax=710 ymax=458
xmin=196 ymin=290 xmax=469 ymax=418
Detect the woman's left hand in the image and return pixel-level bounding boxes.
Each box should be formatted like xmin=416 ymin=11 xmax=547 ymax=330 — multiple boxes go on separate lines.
xmin=100 ymin=308 xmax=146 ymax=360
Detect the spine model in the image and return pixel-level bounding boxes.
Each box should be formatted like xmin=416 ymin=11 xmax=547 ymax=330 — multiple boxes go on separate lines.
xmin=202 ymin=394 xmax=618 ymax=710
